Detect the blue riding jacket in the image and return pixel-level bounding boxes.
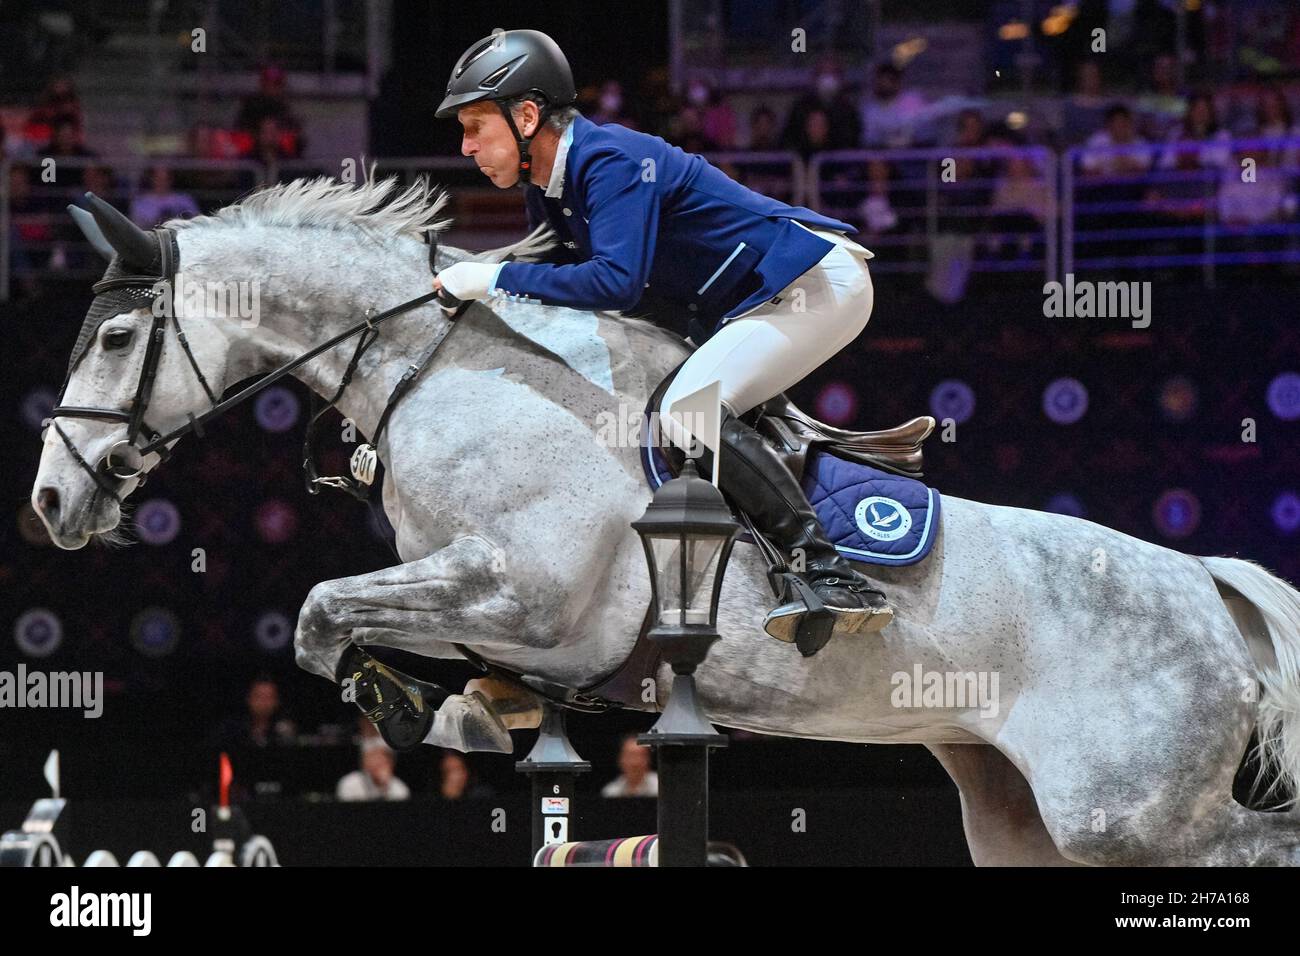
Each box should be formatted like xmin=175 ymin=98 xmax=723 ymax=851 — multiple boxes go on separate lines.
xmin=490 ymin=114 xmax=857 ymax=342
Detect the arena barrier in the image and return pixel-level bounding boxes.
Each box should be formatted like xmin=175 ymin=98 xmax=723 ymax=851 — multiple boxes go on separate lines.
xmin=0 ymin=751 xmax=279 ymax=868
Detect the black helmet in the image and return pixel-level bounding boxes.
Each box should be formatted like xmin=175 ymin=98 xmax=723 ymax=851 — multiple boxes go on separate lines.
xmin=436 ymin=29 xmax=576 ymax=185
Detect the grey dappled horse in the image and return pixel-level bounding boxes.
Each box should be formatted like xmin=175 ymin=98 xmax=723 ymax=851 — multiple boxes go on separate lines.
xmin=31 ymin=175 xmax=1300 ymax=865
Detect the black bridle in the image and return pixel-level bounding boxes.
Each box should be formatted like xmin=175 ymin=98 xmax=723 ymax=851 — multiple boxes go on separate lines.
xmin=48 ymin=226 xmax=468 ymax=505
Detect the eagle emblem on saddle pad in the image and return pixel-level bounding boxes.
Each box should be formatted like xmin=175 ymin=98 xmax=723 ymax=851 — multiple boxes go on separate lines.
xmin=854 ymin=496 xmax=912 ymax=542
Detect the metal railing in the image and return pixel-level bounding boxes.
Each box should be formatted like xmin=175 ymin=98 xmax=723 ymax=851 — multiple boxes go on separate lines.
xmin=6 ymin=137 xmax=1300 ymax=302
xmin=1063 ymin=136 xmax=1300 ymax=285
xmin=808 ymin=145 xmax=1059 ymax=281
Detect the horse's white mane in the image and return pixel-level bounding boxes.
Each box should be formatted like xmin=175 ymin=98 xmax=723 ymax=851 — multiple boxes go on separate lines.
xmin=169 ymin=162 xmax=560 ymax=263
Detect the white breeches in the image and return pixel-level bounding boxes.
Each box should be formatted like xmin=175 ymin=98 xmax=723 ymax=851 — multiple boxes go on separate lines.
xmin=658 ymin=225 xmax=875 ymax=455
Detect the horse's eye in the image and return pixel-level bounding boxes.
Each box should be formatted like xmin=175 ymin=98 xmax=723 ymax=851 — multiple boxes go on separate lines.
xmin=104 ymin=329 xmax=132 ymax=350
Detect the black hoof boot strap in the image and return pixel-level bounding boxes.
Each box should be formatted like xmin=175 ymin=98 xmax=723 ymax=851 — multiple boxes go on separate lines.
xmin=336 ymin=646 xmax=444 ymax=752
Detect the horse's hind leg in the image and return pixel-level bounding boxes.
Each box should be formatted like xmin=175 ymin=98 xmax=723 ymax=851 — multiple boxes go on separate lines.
xmin=293 ymin=534 xmax=543 ymax=753
xmin=927 ymin=743 xmax=1083 ymax=866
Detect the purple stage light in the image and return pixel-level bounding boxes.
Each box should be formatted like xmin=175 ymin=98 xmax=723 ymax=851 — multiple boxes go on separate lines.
xmin=1153 ymin=488 xmax=1201 ymax=539
xmin=815 ymin=381 xmax=858 ymax=425
xmin=1266 ymin=372 xmax=1300 ymax=421
xmin=255 ymin=386 xmax=301 ymax=433
xmin=1272 ymin=491 xmax=1300 ymax=534
xmin=929 ymin=379 xmax=975 ymax=424
xmin=1043 ymin=378 xmax=1088 ymax=424
xmin=255 ymin=499 xmax=298 ymax=544
xmin=136 ymin=499 xmax=182 ymax=545
xmin=1045 ymin=492 xmax=1086 ymax=518
xmin=254 ymin=611 xmax=293 ymax=651
xmin=13 ymin=608 xmax=63 ymax=658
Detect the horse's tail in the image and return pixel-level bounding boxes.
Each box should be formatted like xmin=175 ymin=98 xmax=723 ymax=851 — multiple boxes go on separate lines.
xmin=1201 ymin=556 xmax=1300 ymax=808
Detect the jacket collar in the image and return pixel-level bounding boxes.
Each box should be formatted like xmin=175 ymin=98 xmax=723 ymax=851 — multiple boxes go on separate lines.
xmin=543 ymin=118 xmax=579 ymax=198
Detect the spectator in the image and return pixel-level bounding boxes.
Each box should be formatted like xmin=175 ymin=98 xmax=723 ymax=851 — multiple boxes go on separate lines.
xmin=25 ymin=75 xmax=83 ymax=147
xmin=1143 ymin=93 xmax=1231 ymax=225
xmin=6 ymin=165 xmax=46 ymax=297
xmin=1251 ymin=86 xmax=1299 ymax=169
xmin=46 ymin=118 xmax=97 ymax=189
xmin=601 ymin=734 xmax=659 ymax=797
xmin=438 ymin=752 xmax=495 ymax=801
xmin=1 ymin=119 xmax=37 ymax=162
xmin=336 ymin=740 xmax=410 ymax=802
xmin=858 ymin=158 xmax=899 ymax=236
xmin=936 ymin=109 xmax=995 ymax=234
xmin=81 ymin=164 xmax=115 ymax=200
xmin=989 ymin=149 xmax=1054 ymax=259
xmin=950 ymin=108 xmax=991 ymax=177
xmin=1062 ymin=60 xmax=1109 ymax=144
xmin=859 ymin=62 xmax=928 ymax=148
xmin=1218 ymin=142 xmax=1297 ymax=226
xmin=747 ymin=105 xmax=780 ymax=151
xmin=47 ymin=117 xmax=95 ymax=158
xmin=129 ymin=165 xmax=200 ymax=228
xmin=791 ymin=107 xmax=834 ymax=160
xmin=1157 ymin=92 xmax=1231 ymax=172
xmin=1137 ymin=52 xmax=1186 ymax=141
xmin=686 ymin=76 xmax=737 ymax=150
xmin=1080 ymin=104 xmax=1153 ymax=177
xmin=212 ymin=676 xmax=297 ymax=751
xmin=782 ymin=59 xmax=861 ymax=153
xmin=235 ymin=64 xmax=302 ymax=148
xmin=588 ymin=80 xmax=638 ymax=130
xmin=179 ymin=122 xmax=244 ymax=194
xmin=671 ymin=105 xmax=712 ymax=153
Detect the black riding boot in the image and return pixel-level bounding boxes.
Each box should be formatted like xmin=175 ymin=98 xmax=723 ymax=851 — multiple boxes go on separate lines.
xmin=703 ymin=410 xmax=893 ymax=656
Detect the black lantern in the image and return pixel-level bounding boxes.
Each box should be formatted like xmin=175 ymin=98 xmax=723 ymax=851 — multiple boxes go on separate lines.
xmin=631 ymin=458 xmax=740 ymax=668
xmin=633 ymin=456 xmax=738 ymax=867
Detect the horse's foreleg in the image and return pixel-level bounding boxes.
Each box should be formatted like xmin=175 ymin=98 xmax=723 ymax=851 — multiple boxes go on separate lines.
xmin=293 ymin=534 xmax=542 ymax=752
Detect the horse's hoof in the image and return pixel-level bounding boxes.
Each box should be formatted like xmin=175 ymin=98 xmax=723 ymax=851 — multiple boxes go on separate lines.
xmin=457 ymin=697 xmax=517 ymax=754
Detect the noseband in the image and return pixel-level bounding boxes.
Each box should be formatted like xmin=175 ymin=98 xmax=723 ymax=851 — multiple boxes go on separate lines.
xmin=48 ymin=226 xmax=467 ymax=505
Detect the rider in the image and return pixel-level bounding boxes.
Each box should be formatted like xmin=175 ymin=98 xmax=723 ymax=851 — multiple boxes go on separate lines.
xmin=433 ymin=29 xmax=893 ymax=656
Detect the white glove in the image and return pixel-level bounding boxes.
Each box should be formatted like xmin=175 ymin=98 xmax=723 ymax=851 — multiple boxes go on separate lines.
xmin=436 ymin=261 xmax=500 ymax=301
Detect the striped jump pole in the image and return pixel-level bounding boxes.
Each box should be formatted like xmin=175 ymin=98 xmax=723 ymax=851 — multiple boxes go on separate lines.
xmin=534 ymin=837 xmax=748 ymax=868
xmin=535 ymin=835 xmax=659 ymax=867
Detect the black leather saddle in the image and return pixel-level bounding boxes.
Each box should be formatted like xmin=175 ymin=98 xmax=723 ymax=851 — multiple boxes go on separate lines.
xmin=645 ymin=361 xmax=935 ymax=485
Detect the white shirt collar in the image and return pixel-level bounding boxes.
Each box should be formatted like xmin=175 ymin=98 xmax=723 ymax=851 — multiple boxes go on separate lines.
xmin=543 ymin=121 xmax=575 ymax=198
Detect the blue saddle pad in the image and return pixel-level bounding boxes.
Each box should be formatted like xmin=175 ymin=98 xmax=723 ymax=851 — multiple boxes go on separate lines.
xmin=640 ymin=433 xmax=940 ymax=567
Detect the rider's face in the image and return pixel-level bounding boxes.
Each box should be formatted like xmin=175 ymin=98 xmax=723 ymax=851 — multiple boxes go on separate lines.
xmin=458 ymin=104 xmax=531 ymax=188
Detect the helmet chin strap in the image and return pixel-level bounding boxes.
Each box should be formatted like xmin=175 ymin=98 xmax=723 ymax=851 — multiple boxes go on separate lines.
xmin=496 ymin=100 xmax=550 ymax=187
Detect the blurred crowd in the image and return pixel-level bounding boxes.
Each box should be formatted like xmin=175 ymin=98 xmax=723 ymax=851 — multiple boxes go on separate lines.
xmin=209 ymin=676 xmax=663 ymax=804
xmin=6 ymin=47 xmax=1300 ymax=302
xmin=3 ymin=65 xmax=304 ymax=296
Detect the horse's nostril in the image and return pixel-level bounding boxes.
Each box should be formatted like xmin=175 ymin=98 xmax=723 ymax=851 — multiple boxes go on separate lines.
xmin=36 ymin=487 xmax=60 ymax=518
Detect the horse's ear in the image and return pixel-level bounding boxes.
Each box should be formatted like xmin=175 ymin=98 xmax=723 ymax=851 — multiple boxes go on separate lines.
xmin=67 ymin=204 xmax=114 ymax=262
xmin=83 ymin=192 xmax=155 ymax=267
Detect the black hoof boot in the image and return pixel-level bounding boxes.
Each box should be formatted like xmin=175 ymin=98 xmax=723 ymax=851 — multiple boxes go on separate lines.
xmin=335 ymin=645 xmax=449 ymax=752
